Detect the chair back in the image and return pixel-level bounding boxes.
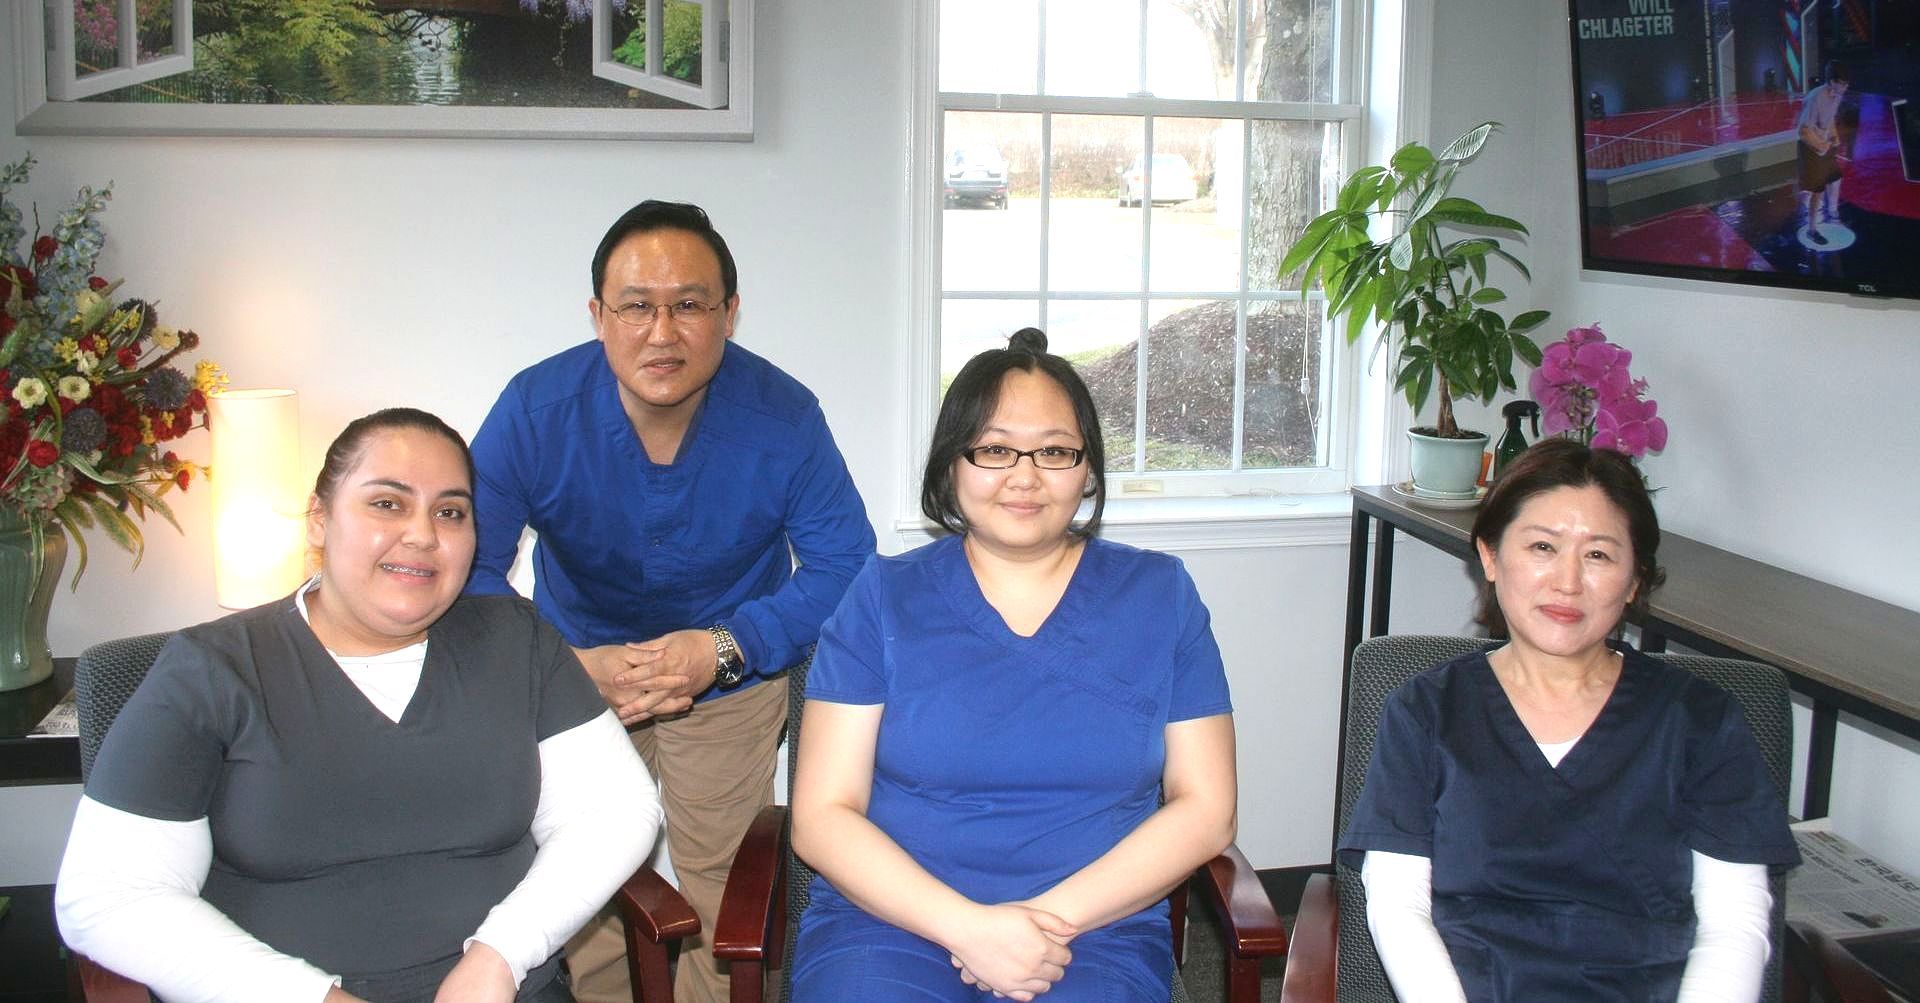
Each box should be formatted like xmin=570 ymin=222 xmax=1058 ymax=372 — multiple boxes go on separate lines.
xmin=1337 ymin=636 xmax=1793 ymax=1003
xmin=74 ymin=632 xmax=174 ymax=782
xmin=777 ymin=655 xmax=817 ymax=1003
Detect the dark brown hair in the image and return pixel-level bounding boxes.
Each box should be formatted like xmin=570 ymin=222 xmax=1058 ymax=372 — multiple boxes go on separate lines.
xmin=920 ymin=328 xmax=1106 ymax=538
xmin=312 ymin=408 xmax=474 ymax=511
xmin=1469 ymin=438 xmax=1664 ymax=636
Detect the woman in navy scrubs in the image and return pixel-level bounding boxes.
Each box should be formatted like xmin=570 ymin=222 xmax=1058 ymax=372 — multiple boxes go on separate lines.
xmin=787 ymin=329 xmax=1238 ymax=1001
xmin=1340 ymin=439 xmax=1799 ymax=1002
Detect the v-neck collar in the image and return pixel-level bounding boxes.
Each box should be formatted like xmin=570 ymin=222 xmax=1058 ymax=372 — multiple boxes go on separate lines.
xmin=280 ymin=599 xmax=447 ymax=729
xmin=1476 ymin=640 xmax=1642 ymax=785
xmin=941 ymin=534 xmax=1099 ymax=649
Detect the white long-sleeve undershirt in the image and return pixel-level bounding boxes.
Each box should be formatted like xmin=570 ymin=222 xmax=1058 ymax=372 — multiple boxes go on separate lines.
xmin=1360 ymin=739 xmax=1774 ymax=1003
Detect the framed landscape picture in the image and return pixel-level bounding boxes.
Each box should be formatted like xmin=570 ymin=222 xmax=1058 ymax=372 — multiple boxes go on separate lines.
xmin=11 ymin=0 xmax=753 ymax=139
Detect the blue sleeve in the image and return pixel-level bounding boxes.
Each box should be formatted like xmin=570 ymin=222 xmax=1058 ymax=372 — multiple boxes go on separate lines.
xmin=467 ymin=380 xmax=534 ymax=598
xmin=800 ymin=556 xmax=888 ymax=705
xmin=1337 ymin=688 xmax=1438 ymax=869
xmin=1168 ymin=561 xmax=1231 ymax=722
xmin=720 ymin=406 xmax=876 ymax=676
xmin=1683 ymin=696 xmax=1801 ymax=867
xmin=84 ymin=634 xmax=232 ymax=822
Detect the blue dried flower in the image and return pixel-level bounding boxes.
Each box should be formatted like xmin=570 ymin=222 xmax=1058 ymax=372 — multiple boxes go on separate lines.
xmin=61 ymin=407 xmax=106 ymax=454
xmin=142 ymin=366 xmax=191 ymax=411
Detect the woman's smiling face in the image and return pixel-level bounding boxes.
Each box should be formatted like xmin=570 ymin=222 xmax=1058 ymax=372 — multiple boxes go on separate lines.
xmin=306 ymin=427 xmax=475 ymax=655
xmin=1477 ymin=483 xmax=1639 ymax=661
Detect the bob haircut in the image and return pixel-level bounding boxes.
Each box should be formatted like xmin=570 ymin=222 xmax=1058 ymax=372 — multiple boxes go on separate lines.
xmin=590 ymin=200 xmax=740 ymax=303
xmin=1469 ymin=437 xmax=1665 ymax=636
xmin=312 ymin=407 xmax=474 ymax=512
xmin=920 ymin=328 xmax=1106 ymax=538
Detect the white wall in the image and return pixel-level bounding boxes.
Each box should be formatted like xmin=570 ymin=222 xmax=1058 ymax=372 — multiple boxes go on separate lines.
xmin=3 ymin=0 xmax=1913 ymax=887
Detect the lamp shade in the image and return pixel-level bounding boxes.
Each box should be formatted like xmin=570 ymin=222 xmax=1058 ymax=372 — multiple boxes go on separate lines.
xmin=207 ymin=389 xmax=304 ymax=610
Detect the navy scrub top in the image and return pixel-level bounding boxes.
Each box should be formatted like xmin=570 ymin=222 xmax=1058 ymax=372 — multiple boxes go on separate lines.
xmin=1339 ymin=645 xmax=1800 ymax=1001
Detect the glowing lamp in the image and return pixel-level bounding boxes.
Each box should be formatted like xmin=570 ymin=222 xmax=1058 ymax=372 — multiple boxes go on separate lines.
xmin=207 ymin=389 xmax=305 ymax=609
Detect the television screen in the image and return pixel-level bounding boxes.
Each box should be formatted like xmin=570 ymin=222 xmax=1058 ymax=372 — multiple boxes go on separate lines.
xmin=1568 ymin=0 xmax=1920 ymax=299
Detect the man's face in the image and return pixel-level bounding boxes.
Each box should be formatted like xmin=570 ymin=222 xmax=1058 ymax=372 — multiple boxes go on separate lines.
xmin=591 ymin=227 xmax=739 ymax=423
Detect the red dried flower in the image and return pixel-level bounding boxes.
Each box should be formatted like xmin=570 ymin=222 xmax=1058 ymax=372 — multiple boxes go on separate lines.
xmin=32 ymin=236 xmax=57 ymax=263
xmin=0 ymin=315 xmax=12 ymax=338
xmin=186 ymin=389 xmax=206 ymax=412
xmin=88 ymin=276 xmax=109 ymax=291
xmin=175 ymin=468 xmax=191 ymax=491
xmin=26 ymin=439 xmax=59 ymax=468
xmin=0 ymin=265 xmax=34 ymax=301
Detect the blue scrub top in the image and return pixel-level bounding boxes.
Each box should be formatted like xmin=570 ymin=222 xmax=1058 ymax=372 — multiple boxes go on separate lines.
xmin=1340 ymin=645 xmax=1800 ymax=1001
xmin=800 ymin=534 xmax=1232 ymax=929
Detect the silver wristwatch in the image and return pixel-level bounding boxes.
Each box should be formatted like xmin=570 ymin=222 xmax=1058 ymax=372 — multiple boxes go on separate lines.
xmin=708 ymin=625 xmax=747 ymax=689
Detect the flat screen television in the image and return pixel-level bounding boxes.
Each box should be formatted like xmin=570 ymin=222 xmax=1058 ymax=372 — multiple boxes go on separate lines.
xmin=1567 ymin=0 xmax=1920 ymax=299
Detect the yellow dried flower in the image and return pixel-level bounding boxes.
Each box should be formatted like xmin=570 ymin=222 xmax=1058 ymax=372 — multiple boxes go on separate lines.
xmin=192 ymin=359 xmax=229 ymax=393
xmin=54 ymin=337 xmax=80 ymax=362
xmin=139 ymin=415 xmax=156 ymax=446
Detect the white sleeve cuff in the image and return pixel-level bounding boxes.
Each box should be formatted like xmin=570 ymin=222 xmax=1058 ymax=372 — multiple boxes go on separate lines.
xmin=467 ymin=710 xmax=664 ymax=985
xmin=55 ymin=796 xmax=341 ymax=1003
xmin=1360 ymin=850 xmax=1470 ymax=1003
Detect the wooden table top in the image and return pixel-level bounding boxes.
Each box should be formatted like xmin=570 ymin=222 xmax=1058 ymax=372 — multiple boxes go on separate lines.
xmin=1352 ymin=485 xmax=1920 ymax=728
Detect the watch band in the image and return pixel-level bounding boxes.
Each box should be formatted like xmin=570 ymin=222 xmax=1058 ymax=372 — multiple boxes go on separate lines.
xmin=708 ymin=625 xmax=747 ymax=689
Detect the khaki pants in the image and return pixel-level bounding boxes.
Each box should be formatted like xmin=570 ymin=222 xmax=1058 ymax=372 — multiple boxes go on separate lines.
xmin=564 ymin=675 xmax=788 ymax=1003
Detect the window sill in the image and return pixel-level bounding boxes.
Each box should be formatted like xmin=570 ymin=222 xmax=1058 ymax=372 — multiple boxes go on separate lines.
xmin=890 ymin=492 xmax=1354 ymax=553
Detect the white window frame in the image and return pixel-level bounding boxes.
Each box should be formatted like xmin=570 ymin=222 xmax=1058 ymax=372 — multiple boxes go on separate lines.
xmin=591 ymin=0 xmax=729 ymax=110
xmin=47 ymin=0 xmax=193 ymax=101
xmin=905 ymin=0 xmax=1435 ymax=542
xmin=12 ymin=0 xmax=752 ymax=139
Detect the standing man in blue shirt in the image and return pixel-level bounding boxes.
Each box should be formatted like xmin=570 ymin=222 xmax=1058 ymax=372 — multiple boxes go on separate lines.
xmin=467 ymin=201 xmax=876 ymax=1003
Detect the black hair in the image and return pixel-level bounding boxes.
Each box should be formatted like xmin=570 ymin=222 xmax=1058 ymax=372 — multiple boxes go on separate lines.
xmin=1824 ymin=60 xmax=1850 ymax=84
xmin=590 ymin=200 xmax=739 ymax=303
xmin=920 ymin=328 xmax=1107 ymax=538
xmin=1469 ymin=437 xmax=1664 ymax=636
xmin=312 ymin=408 xmax=474 ymax=511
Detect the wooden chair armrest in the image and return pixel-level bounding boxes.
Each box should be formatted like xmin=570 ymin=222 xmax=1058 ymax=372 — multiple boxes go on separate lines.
xmin=1196 ymin=844 xmax=1289 ymax=959
xmin=712 ymin=804 xmax=788 ymax=962
xmin=1276 ymin=873 xmax=1337 ymax=1003
xmin=71 ymin=954 xmax=151 ymax=1003
xmin=614 ymin=865 xmax=701 ymax=945
xmin=1785 ymin=920 xmax=1900 ymax=1003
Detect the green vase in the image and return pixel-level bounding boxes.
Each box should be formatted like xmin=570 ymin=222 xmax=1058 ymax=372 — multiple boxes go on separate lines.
xmin=0 ymin=512 xmax=66 ymax=692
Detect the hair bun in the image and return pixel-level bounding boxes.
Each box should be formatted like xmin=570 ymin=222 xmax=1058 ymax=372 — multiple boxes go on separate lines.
xmin=1008 ymin=327 xmax=1049 ymax=354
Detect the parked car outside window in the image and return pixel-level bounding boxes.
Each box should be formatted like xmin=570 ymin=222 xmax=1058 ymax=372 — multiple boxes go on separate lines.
xmin=945 ymin=147 xmax=1011 ymax=209
xmin=1119 ymin=153 xmax=1199 ymax=207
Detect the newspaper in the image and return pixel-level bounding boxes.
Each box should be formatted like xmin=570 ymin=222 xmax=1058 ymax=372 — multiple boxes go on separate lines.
xmin=26 ymin=688 xmax=77 ymax=738
xmin=1788 ymin=819 xmax=1920 ymax=939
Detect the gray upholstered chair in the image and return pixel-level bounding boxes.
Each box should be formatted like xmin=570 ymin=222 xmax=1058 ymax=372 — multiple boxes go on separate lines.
xmin=712 ymin=654 xmax=1288 ymax=1002
xmin=1279 ymin=634 xmax=1894 ymax=1003
xmin=66 ymin=631 xmax=698 ymax=1003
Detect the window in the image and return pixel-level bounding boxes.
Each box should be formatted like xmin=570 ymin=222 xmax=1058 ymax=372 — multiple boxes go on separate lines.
xmin=12 ymin=0 xmax=751 ymax=138
xmin=927 ymin=0 xmax=1365 ymax=499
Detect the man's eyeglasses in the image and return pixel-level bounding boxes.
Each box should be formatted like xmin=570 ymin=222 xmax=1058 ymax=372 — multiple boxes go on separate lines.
xmin=600 ymin=298 xmax=724 ymax=329
xmin=961 ymin=445 xmax=1086 ymax=470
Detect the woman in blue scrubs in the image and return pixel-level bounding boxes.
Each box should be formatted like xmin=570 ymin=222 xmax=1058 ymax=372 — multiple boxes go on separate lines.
xmin=1340 ymin=439 xmax=1799 ymax=1002
xmin=788 ymin=328 xmax=1238 ymax=1001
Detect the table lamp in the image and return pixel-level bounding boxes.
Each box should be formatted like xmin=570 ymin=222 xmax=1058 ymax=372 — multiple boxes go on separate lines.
xmin=207 ymin=389 xmax=305 ymax=610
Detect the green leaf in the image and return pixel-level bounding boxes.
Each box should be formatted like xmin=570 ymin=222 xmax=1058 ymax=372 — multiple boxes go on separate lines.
xmin=1511 ymin=332 xmax=1544 ymax=366
xmin=1493 ymin=335 xmax=1514 ymax=388
xmin=1488 ymin=246 xmax=1532 ymax=281
xmin=1437 ymin=121 xmax=1498 ymax=162
xmin=1337 ymin=166 xmax=1388 ymax=212
xmin=1469 ymin=288 xmax=1506 ymax=305
xmin=1407 ymin=167 xmax=1455 ymax=224
xmin=125 ymin=482 xmax=183 ymax=536
xmin=1422 ymin=208 xmax=1528 ymax=234
xmin=1389 ymin=142 xmax=1436 ymax=180
xmin=66 ymin=452 xmax=140 ymax=485
xmin=1389 ymin=231 xmax=1414 ymax=272
xmin=54 ymin=500 xmax=93 ymax=589
xmin=1508 ymin=309 xmax=1551 ymax=334
xmin=1410 ymin=363 xmax=1435 ymax=415
xmin=1279 ymin=211 xmax=1343 ymax=279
